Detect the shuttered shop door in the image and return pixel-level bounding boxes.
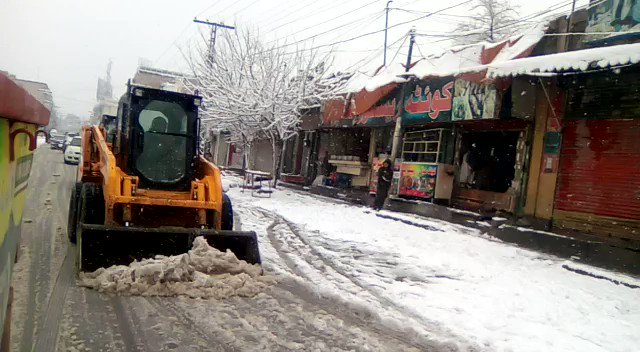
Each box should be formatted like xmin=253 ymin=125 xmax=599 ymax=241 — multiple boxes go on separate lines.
xmin=554 ymin=119 xmax=640 ymax=240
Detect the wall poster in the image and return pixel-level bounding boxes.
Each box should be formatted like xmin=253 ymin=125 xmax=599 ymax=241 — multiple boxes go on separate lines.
xmin=398 ymin=162 xmax=437 ymax=199
xmin=452 ymin=79 xmax=499 ymax=121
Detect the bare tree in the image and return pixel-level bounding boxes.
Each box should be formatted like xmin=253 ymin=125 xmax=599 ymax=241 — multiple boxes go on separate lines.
xmin=453 ymin=0 xmax=520 ymax=45
xmin=186 ymin=28 xmax=345 ymax=187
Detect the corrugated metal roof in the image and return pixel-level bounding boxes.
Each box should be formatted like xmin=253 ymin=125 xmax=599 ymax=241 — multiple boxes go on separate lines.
xmin=486 ymin=42 xmax=640 ymax=78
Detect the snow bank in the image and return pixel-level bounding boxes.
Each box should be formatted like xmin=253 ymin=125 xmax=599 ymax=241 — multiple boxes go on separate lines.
xmin=79 ymin=237 xmax=275 ymax=299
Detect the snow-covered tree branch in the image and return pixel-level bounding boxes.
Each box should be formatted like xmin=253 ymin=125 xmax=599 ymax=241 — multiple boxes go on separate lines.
xmin=185 ymin=28 xmax=347 ymax=185
xmin=453 ymin=0 xmax=520 ymax=45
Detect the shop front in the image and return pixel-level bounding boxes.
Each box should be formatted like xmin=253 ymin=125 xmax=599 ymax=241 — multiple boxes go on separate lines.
xmin=552 ymin=68 xmax=640 ymax=240
xmin=394 ymin=76 xmax=531 ymax=212
xmin=450 ymin=78 xmax=530 ymax=213
xmin=389 ymin=78 xmax=457 ymax=203
xmin=320 ymin=84 xmax=398 ymax=189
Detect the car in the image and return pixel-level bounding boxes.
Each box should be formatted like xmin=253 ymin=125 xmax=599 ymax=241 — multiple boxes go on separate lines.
xmin=62 ymin=132 xmax=79 ymax=152
xmin=49 ymin=134 xmax=65 ymax=150
xmin=63 ymin=136 xmax=82 ymax=164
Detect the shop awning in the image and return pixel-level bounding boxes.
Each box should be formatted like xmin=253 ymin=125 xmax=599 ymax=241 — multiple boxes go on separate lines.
xmin=0 ymin=72 xmax=50 ymax=125
xmin=485 ymin=42 xmax=640 ymax=78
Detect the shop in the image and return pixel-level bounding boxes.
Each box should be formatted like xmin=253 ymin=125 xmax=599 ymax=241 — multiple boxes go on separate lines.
xmin=552 ymin=67 xmax=640 ymax=240
xmin=318 ymin=128 xmax=372 ymax=188
xmin=450 ymin=78 xmax=530 ymax=213
xmin=281 ymin=108 xmax=323 ymax=184
xmin=320 ymin=84 xmax=399 ymax=189
xmin=389 ymin=78 xmax=457 ymax=202
xmin=391 ymin=76 xmax=531 ymax=211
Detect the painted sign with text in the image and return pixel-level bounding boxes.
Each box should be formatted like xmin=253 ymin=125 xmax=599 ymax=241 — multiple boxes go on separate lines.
xmin=403 ymin=80 xmax=454 ymax=125
xmin=398 ymin=162 xmax=437 ymax=199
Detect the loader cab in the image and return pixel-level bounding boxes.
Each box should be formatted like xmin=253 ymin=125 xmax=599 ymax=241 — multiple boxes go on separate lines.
xmin=114 ymin=84 xmax=202 ymax=190
xmin=100 ymin=114 xmax=117 ymax=144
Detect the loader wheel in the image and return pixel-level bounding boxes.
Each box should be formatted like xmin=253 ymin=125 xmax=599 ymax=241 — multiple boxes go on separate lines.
xmin=221 ymin=193 xmax=233 ymax=231
xmin=77 ymin=183 xmax=105 ymax=227
xmin=67 ymin=183 xmax=82 ymax=243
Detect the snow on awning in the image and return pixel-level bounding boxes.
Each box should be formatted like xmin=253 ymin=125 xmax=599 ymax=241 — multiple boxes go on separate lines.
xmin=486 ymin=42 xmax=640 ymax=78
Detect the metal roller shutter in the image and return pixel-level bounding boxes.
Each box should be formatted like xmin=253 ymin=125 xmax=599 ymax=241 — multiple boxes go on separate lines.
xmin=554 ymin=119 xmax=640 ymax=240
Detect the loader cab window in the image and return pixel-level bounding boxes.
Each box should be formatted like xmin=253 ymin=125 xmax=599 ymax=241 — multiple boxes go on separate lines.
xmin=135 ymin=100 xmax=189 ymax=183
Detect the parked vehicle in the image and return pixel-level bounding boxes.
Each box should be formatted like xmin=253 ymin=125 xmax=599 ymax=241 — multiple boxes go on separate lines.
xmin=49 ymin=134 xmax=65 ymax=150
xmin=62 ymin=132 xmax=79 ymax=152
xmin=63 ymin=136 xmax=82 ymax=164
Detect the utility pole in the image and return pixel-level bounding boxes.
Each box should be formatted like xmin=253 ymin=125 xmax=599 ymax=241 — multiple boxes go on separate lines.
xmin=383 ymin=0 xmax=393 ymax=66
xmin=405 ymin=28 xmax=415 ymax=73
xmin=390 ymin=28 xmax=416 ymax=162
xmin=193 ymin=18 xmax=235 ymax=64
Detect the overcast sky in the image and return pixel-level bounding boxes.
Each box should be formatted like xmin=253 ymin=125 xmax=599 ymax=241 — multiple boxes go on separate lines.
xmin=0 ymin=0 xmax=586 ymax=117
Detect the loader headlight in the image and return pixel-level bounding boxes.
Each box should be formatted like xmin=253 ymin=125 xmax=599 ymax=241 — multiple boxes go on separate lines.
xmin=134 ymin=88 xmax=145 ymax=97
xmin=193 ymin=97 xmax=202 ymax=106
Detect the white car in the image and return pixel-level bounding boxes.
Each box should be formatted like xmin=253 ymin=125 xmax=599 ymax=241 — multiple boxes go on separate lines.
xmin=64 ymin=136 xmax=82 ymax=164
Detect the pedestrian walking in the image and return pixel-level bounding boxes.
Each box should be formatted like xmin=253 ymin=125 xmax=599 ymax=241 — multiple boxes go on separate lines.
xmin=373 ymin=159 xmax=393 ymax=210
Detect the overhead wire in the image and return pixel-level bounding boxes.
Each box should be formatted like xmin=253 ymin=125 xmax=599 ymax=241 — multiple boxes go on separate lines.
xmin=421 ymin=0 xmax=579 ymax=44
xmin=265 ymin=0 xmax=380 ymax=40
xmin=268 ymin=0 xmax=473 ymax=54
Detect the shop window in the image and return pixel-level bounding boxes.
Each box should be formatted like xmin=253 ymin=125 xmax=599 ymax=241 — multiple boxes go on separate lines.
xmin=401 ymin=128 xmax=449 ymax=163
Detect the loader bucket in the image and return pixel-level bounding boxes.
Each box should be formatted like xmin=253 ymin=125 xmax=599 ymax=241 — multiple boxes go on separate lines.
xmin=77 ymin=224 xmax=261 ymax=272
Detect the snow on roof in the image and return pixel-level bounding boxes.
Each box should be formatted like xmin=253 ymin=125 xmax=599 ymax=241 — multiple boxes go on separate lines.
xmin=410 ymin=44 xmax=484 ymax=78
xmin=486 ymin=42 xmax=640 ymax=78
xmin=340 ymin=63 xmax=407 ymax=94
xmin=409 ymin=22 xmax=548 ymax=79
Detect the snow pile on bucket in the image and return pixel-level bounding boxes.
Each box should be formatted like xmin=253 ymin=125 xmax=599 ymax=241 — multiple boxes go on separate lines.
xmin=79 ymin=237 xmax=275 ymax=299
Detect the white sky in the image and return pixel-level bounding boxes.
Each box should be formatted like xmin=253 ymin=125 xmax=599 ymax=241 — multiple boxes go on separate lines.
xmin=0 ymin=0 xmax=587 ymax=117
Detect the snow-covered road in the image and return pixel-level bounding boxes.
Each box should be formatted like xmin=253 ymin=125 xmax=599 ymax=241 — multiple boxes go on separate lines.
xmin=12 ymin=148 xmax=639 ymax=351
xmin=227 ymin=178 xmax=640 ymax=352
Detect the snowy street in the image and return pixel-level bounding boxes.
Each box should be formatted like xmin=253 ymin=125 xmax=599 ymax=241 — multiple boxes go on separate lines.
xmin=12 ymin=147 xmax=640 ymax=351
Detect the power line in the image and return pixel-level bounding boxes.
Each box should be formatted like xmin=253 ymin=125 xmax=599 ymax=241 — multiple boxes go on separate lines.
xmin=272 ymin=9 xmax=385 ymax=52
xmin=259 ymin=0 xmax=330 ymax=33
xmin=266 ymin=0 xmax=379 ymax=40
xmin=271 ymin=0 xmax=473 ymax=55
xmin=423 ymin=0 xmax=578 ymax=44
xmin=195 ymin=0 xmax=224 ymax=18
xmin=231 ymin=0 xmax=261 ymax=17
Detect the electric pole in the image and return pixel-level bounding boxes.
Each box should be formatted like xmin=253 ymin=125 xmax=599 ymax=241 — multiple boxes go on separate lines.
xmin=383 ymin=0 xmax=393 ymax=66
xmin=193 ymin=18 xmax=235 ymax=64
xmin=390 ymin=28 xmax=416 ymax=162
xmin=405 ymin=28 xmax=415 ymax=72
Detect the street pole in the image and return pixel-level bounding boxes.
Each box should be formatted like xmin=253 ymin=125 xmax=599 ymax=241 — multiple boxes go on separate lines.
xmin=390 ymin=29 xmax=415 ymax=162
xmin=383 ymin=0 xmax=393 ymax=67
xmin=193 ymin=18 xmax=236 ymax=64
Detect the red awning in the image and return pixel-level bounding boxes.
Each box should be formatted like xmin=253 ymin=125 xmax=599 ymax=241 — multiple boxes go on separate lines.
xmin=0 ymin=72 xmax=50 ymax=125
xmin=351 ymin=83 xmax=398 ymax=115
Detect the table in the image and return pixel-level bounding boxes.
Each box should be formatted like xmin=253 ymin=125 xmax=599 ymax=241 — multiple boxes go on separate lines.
xmin=242 ymin=169 xmax=273 ymax=197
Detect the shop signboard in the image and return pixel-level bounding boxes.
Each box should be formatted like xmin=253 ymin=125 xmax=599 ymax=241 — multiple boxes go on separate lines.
xmin=402 ymin=80 xmax=454 ymax=125
xmin=452 ymin=79 xmax=499 ymax=121
xmin=587 ymin=0 xmax=640 ymax=35
xmin=398 ymin=162 xmax=437 ymax=199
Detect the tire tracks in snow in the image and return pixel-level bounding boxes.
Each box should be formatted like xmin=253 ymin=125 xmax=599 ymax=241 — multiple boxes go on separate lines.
xmin=248 ymin=206 xmax=480 ymax=351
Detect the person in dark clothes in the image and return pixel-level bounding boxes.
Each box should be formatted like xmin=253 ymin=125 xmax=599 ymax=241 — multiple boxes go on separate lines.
xmin=373 ymin=159 xmax=393 ymax=210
